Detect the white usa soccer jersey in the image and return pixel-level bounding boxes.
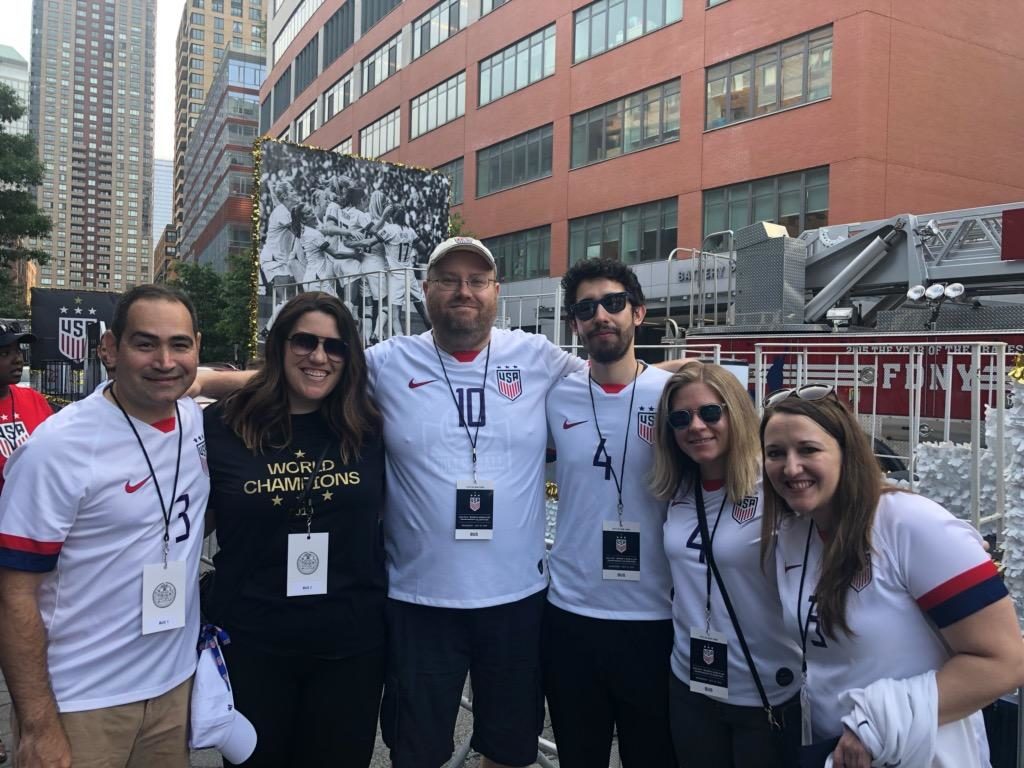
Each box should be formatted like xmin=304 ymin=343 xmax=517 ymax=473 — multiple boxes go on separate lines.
xmin=366 ymin=329 xmax=584 ymax=608
xmin=775 ymin=491 xmax=1007 ymax=742
xmin=0 ymin=390 xmax=210 ymax=712
xmin=664 ymin=484 xmax=801 ymax=705
xmin=546 ymin=365 xmax=673 ymax=620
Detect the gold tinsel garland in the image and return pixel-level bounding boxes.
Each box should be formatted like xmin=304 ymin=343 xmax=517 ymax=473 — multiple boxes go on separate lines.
xmin=1011 ymin=354 xmax=1024 ymax=384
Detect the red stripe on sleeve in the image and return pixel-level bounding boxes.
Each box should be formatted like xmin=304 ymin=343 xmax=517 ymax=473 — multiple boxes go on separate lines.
xmin=917 ymin=560 xmax=999 ymax=611
xmin=0 ymin=533 xmax=63 ymax=556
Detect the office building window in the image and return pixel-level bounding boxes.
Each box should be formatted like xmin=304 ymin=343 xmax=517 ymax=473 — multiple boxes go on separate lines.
xmin=476 ymin=123 xmax=552 ymax=197
xmin=481 ymin=0 xmax=511 ymax=12
xmin=260 ymin=95 xmax=272 ymax=132
xmin=413 ymin=0 xmax=462 ymax=59
xmin=573 ymin=0 xmax=681 ymax=63
xmin=703 ymin=166 xmax=828 ymax=237
xmin=323 ymin=70 xmax=354 ymax=121
xmin=706 ymin=26 xmax=832 ymax=129
xmin=707 ymin=0 xmax=727 ymax=6
xmin=272 ymin=65 xmax=291 ymax=121
xmin=360 ymin=108 xmax=400 ymax=158
xmin=323 ymin=2 xmax=354 ymax=67
xmin=411 ymin=71 xmax=465 ymax=139
xmin=294 ymin=36 xmax=318 ymax=96
xmin=569 ymin=197 xmax=677 ymax=264
xmin=437 ymin=156 xmax=464 ymax=205
xmin=334 ymin=136 xmax=353 ymax=154
xmin=362 ymin=32 xmax=401 ymax=93
xmin=363 ymin=0 xmax=401 ymax=33
xmin=273 ymin=0 xmax=324 ymax=64
xmin=479 ymin=24 xmax=555 ymax=106
xmin=295 ymin=101 xmax=317 ymax=141
xmin=571 ymin=79 xmax=679 ymax=168
xmin=483 ymin=226 xmax=550 ymax=282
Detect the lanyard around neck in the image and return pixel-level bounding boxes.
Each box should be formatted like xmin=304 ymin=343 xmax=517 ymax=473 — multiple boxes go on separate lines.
xmin=587 ymin=361 xmax=640 ymax=526
xmin=433 ymin=337 xmax=491 ymax=483
xmin=694 ymin=481 xmax=729 ymax=631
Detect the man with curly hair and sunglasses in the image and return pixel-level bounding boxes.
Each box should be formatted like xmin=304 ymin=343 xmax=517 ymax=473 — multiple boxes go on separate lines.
xmin=542 ymin=257 xmax=677 ymax=767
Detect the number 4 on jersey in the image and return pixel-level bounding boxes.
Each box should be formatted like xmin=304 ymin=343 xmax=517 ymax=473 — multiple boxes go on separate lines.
xmin=592 ymin=438 xmax=613 ymax=480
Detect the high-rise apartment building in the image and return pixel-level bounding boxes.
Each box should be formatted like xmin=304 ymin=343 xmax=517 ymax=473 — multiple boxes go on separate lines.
xmin=152 ymin=157 xmax=173 ymax=246
xmin=30 ymin=0 xmax=156 ymax=292
xmin=173 ymin=0 xmax=266 ymax=230
xmin=179 ymin=50 xmax=263 ymax=273
xmin=0 ymin=45 xmax=30 ymax=135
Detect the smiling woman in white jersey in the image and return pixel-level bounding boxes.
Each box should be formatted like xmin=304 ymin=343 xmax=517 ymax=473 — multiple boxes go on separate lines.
xmin=760 ymin=387 xmax=1024 ymax=768
xmin=650 ymin=361 xmax=801 ymax=767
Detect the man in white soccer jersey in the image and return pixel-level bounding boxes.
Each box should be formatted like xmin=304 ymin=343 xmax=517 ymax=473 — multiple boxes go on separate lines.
xmin=0 ymin=285 xmax=209 ymax=768
xmin=369 ymin=237 xmax=587 ymax=768
xmin=544 ymin=257 xmax=676 ymax=767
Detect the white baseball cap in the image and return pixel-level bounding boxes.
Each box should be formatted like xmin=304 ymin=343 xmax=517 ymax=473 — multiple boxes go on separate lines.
xmin=427 ymin=236 xmax=496 ymax=271
xmin=189 ymin=645 xmax=257 ymax=764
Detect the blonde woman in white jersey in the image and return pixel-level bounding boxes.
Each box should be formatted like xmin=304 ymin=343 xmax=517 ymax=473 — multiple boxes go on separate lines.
xmin=650 ymin=361 xmax=801 ymax=767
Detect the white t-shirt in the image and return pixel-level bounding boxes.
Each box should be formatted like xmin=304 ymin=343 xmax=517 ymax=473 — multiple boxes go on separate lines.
xmin=775 ymin=491 xmax=1006 ymax=741
xmin=0 ymin=390 xmax=210 ymax=712
xmin=546 ymin=365 xmax=673 ymax=620
xmin=665 ymin=483 xmax=801 ymax=706
xmin=259 ymin=202 xmax=295 ymax=280
xmin=366 ymin=329 xmax=585 ymax=608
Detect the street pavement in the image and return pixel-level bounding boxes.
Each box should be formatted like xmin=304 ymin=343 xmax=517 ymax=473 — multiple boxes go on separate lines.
xmin=2 ymin=671 xmax=579 ymax=767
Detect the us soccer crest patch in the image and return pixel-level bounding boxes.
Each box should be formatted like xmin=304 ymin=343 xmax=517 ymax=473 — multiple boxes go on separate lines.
xmin=495 ymin=367 xmax=522 ymax=401
xmin=732 ymin=495 xmax=758 ymax=524
xmin=194 ymin=435 xmax=209 ymax=476
xmin=616 ymin=536 xmax=628 ymax=554
xmin=703 ymin=646 xmax=715 ymax=665
xmin=850 ymin=556 xmax=872 ymax=592
xmin=636 ymin=407 xmax=655 ymax=444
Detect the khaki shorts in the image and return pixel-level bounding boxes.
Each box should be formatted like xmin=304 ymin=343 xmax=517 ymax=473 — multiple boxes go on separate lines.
xmin=12 ymin=676 xmax=193 ymax=768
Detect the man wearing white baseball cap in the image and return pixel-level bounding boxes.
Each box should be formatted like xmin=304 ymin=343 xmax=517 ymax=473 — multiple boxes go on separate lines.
xmin=368 ymin=236 xmax=587 ymax=768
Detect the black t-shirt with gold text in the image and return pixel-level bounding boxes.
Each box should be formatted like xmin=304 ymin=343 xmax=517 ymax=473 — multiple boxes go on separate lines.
xmin=204 ymin=402 xmax=386 ymax=658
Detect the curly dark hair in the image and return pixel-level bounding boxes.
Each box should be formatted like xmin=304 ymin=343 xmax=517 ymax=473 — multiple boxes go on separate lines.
xmin=560 ymin=256 xmax=646 ymax=309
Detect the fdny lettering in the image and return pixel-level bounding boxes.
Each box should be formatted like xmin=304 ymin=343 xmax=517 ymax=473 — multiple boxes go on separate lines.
xmin=244 ymin=471 xmax=361 ymax=495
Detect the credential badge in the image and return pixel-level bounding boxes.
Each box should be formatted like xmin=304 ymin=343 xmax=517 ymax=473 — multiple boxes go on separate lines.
xmin=495 ymin=367 xmax=522 ymax=401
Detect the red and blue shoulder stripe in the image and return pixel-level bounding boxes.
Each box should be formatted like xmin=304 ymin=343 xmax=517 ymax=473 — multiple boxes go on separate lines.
xmin=0 ymin=533 xmax=62 ymax=572
xmin=917 ymin=561 xmax=1007 ymax=628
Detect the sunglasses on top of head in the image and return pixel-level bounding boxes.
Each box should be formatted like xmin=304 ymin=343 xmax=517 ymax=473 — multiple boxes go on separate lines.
xmin=287 ymin=332 xmax=348 ymax=362
xmin=569 ymin=292 xmax=630 ymax=322
xmin=667 ymin=403 xmax=728 ymax=430
xmin=762 ymin=384 xmax=836 ymax=409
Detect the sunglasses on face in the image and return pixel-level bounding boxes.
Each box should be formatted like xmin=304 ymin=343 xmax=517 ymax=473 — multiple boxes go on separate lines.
xmin=287 ymin=332 xmax=348 ymax=362
xmin=569 ymin=292 xmax=629 ymax=322
xmin=762 ymin=384 xmax=836 ymax=409
xmin=668 ymin=403 xmax=728 ymax=430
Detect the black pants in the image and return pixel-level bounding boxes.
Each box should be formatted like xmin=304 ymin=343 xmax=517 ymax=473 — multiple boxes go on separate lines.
xmin=221 ymin=641 xmax=386 ymax=768
xmin=669 ymin=674 xmax=800 ymax=768
xmin=542 ymin=603 xmax=677 ymax=768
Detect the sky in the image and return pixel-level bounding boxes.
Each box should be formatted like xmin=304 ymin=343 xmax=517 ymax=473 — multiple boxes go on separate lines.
xmin=1 ymin=0 xmax=186 ymax=161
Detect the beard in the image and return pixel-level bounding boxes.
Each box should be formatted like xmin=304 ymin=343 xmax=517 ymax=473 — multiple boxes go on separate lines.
xmin=429 ymin=298 xmax=497 ymax=345
xmin=585 ymin=324 xmax=634 ymax=364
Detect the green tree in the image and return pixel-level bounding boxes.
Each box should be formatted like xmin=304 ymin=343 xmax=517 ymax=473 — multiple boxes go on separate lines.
xmin=0 ymin=82 xmax=51 ymax=315
xmin=168 ymin=261 xmax=233 ymax=363
xmin=215 ymin=250 xmax=256 ymax=365
xmin=448 ymin=211 xmax=475 ymax=238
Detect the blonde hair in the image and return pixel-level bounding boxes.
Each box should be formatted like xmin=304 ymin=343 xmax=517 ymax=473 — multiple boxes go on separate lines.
xmin=649 ymin=361 xmax=760 ymax=505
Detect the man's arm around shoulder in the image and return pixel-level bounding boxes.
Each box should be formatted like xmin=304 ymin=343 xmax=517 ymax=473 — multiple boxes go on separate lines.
xmin=0 ymin=567 xmax=72 ymax=767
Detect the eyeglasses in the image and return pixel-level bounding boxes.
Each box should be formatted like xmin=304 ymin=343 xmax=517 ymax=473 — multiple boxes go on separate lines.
xmin=287 ymin=333 xmax=348 ymax=362
xmin=763 ymin=384 xmax=836 ymax=409
xmin=569 ymin=292 xmax=629 ymax=322
xmin=428 ymin=276 xmax=497 ymax=292
xmin=668 ymin=403 xmax=728 ymax=430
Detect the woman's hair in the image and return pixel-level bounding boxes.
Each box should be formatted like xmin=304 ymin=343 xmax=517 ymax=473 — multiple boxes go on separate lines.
xmin=649 ymin=360 xmax=760 ymax=504
xmin=758 ymin=394 xmax=883 ymax=640
xmin=221 ymin=292 xmax=379 ymax=462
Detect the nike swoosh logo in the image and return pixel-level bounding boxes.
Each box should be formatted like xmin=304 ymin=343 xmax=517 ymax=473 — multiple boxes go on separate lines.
xmin=408 ymin=378 xmax=437 ymax=389
xmin=125 ymin=477 xmax=151 ymax=494
xmin=785 ymin=563 xmax=803 ymax=572
xmin=562 ymin=419 xmax=588 ymax=429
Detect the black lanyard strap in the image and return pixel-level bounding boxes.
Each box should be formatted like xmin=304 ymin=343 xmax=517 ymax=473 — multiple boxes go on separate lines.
xmin=108 ymin=384 xmax=182 ymax=566
xmin=433 ymin=337 xmax=491 ymax=482
xmin=796 ymin=521 xmax=816 ymax=677
xmin=587 ymin=361 xmax=640 ymax=524
xmin=695 ymin=486 xmax=728 ymax=628
xmin=292 ymin=440 xmax=333 ymax=535
xmin=695 ymin=482 xmax=779 ymax=730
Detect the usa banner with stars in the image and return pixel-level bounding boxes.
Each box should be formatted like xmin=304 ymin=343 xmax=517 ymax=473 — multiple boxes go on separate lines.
xmin=30 ymin=289 xmax=119 ymax=368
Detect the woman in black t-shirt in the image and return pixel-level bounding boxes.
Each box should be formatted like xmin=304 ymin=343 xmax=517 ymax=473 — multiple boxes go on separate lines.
xmin=203 ymin=292 xmax=386 ymax=768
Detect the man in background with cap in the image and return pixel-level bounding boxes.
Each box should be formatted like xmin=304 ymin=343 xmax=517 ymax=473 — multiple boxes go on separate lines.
xmin=0 ymin=322 xmax=51 ymax=499
xmin=0 ymin=284 xmax=209 ymax=768
xmin=368 ymin=237 xmax=588 ymax=768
